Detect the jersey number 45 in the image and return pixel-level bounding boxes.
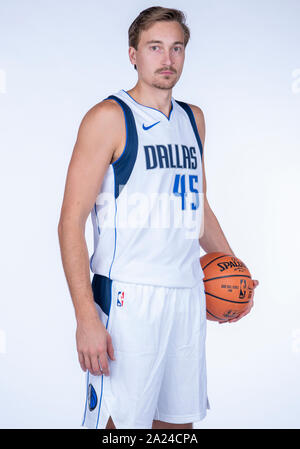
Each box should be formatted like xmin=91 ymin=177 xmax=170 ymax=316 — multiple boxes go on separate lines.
xmin=173 ymin=174 xmax=199 ymax=210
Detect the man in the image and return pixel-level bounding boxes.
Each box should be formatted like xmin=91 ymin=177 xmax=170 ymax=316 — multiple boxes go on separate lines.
xmin=58 ymin=6 xmax=258 ymax=430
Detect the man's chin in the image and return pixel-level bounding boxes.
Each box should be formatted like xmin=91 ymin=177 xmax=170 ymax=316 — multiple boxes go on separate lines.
xmin=152 ymin=80 xmax=177 ymax=90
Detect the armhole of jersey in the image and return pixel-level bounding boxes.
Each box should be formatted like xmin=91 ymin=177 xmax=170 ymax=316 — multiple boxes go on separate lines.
xmin=103 ymin=95 xmax=138 ymax=199
xmin=175 ymin=100 xmax=203 ymax=160
xmin=103 ymin=95 xmax=127 ymax=166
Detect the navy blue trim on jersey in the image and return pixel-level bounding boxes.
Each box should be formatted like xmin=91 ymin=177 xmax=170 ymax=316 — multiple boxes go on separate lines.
xmin=92 ymin=274 xmax=112 ymax=316
xmin=175 ymin=100 xmax=203 ymax=160
xmin=105 ymin=95 xmax=138 ymax=199
xmin=122 ymin=89 xmax=174 ymax=121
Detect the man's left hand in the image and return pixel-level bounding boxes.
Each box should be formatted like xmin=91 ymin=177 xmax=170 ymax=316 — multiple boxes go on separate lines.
xmin=219 ymin=279 xmax=259 ymax=324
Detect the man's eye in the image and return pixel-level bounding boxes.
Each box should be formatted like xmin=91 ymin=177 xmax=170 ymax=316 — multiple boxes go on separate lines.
xmin=174 ymin=47 xmax=182 ymax=52
xmin=151 ymin=46 xmax=159 ymax=51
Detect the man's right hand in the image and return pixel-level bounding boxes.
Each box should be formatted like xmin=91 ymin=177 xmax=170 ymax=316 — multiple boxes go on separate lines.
xmin=76 ymin=315 xmax=116 ymax=376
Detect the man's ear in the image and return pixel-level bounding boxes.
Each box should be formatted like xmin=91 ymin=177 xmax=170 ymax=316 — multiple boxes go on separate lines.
xmin=128 ymin=47 xmax=137 ymax=68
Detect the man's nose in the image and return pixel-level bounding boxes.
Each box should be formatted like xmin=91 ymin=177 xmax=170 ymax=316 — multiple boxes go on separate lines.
xmin=161 ymin=50 xmax=173 ymax=67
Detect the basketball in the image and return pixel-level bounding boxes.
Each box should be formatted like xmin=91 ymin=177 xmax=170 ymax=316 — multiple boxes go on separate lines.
xmin=200 ymin=252 xmax=254 ymax=322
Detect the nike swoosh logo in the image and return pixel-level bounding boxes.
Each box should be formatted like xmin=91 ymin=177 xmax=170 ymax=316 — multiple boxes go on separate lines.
xmin=142 ymin=121 xmax=161 ymax=130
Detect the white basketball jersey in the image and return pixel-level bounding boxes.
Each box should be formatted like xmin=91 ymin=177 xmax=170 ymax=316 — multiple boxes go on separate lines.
xmin=89 ymin=89 xmax=205 ymax=288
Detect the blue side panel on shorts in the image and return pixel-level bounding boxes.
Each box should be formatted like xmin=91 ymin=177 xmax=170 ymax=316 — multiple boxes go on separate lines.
xmin=105 ymin=95 xmax=138 ymax=199
xmin=92 ymin=274 xmax=112 ymax=315
xmin=175 ymin=100 xmax=203 ymax=160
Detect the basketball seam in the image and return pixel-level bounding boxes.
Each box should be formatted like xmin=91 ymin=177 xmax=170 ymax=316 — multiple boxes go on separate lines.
xmin=204 ymin=291 xmax=250 ymax=304
xmin=204 ymin=274 xmax=252 ymax=282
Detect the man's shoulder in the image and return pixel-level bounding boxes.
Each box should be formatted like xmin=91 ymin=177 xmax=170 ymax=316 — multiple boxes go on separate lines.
xmin=186 ymin=103 xmax=205 ymax=122
xmin=76 ymin=97 xmax=125 ymax=154
xmin=83 ymin=97 xmax=124 ymax=125
xmin=175 ymin=100 xmax=204 ymax=124
xmin=185 ymin=103 xmax=206 ymax=147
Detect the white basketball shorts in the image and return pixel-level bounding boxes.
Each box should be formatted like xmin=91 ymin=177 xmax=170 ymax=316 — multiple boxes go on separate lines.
xmin=81 ymin=274 xmax=210 ymax=429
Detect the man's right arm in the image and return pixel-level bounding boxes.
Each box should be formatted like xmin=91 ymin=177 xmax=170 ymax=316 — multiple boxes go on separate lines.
xmin=57 ymin=100 xmax=124 ymax=376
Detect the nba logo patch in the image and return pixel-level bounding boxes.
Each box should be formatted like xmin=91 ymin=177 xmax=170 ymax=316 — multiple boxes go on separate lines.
xmin=117 ymin=291 xmax=124 ymax=307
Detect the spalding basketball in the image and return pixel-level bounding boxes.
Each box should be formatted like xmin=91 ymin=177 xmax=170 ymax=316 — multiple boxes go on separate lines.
xmin=200 ymin=252 xmax=254 ymax=322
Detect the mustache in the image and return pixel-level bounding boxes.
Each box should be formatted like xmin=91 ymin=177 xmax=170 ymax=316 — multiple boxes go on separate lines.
xmin=157 ymin=68 xmax=176 ymax=73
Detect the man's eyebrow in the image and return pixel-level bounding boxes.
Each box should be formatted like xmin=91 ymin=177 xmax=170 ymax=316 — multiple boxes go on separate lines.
xmin=145 ymin=40 xmax=184 ymax=45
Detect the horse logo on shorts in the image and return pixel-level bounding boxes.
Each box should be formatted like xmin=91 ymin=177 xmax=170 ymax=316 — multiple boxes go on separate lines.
xmin=88 ymin=384 xmax=98 ymax=411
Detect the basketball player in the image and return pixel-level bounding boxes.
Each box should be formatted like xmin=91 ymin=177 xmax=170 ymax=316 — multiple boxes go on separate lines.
xmin=58 ymin=6 xmax=259 ymax=430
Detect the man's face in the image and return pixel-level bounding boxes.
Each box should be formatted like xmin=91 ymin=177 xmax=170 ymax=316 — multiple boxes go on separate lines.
xmin=129 ymin=21 xmax=185 ymax=90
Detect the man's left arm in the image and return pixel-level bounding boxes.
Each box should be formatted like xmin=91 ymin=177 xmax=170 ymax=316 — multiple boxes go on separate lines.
xmin=189 ymin=104 xmax=235 ymax=256
xmin=189 ymin=104 xmax=259 ymax=322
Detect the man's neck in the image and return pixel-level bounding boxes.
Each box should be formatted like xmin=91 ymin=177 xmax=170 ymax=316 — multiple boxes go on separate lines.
xmin=126 ymin=84 xmax=173 ymax=117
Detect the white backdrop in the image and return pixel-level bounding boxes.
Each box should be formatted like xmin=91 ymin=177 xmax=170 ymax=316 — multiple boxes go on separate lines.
xmin=0 ymin=0 xmax=299 ymax=429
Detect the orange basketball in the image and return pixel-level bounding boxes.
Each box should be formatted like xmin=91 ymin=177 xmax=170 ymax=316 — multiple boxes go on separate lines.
xmin=200 ymin=252 xmax=254 ymax=322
